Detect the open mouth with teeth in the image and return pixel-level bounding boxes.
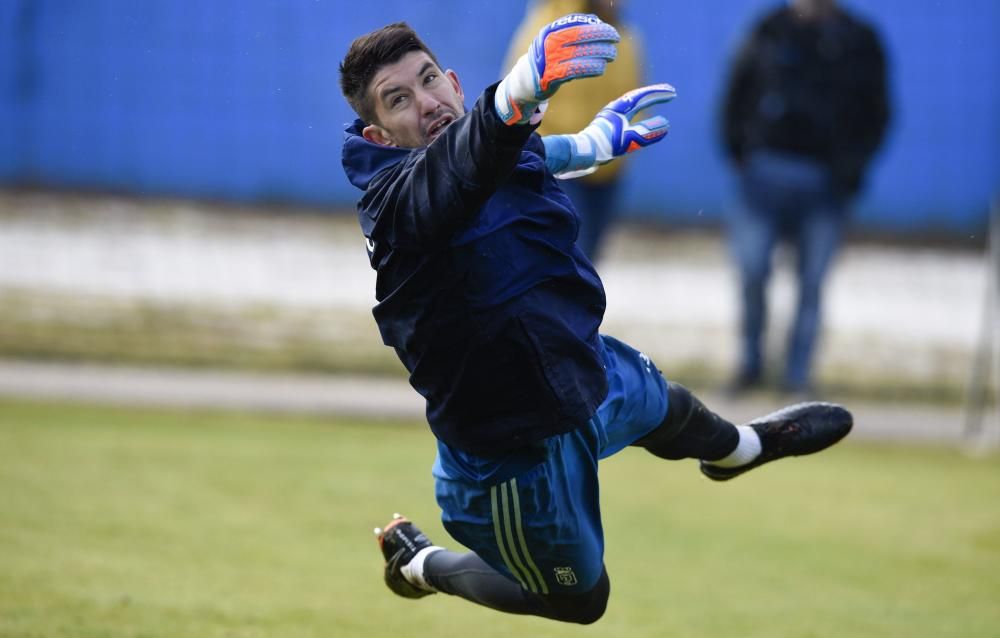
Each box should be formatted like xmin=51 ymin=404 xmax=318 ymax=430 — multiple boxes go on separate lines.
xmin=425 ymin=114 xmax=455 ymax=142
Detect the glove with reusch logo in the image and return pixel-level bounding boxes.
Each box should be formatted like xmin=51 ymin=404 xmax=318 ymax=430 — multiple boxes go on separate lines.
xmin=542 ymin=83 xmax=677 ymax=179
xmin=495 ymin=13 xmax=620 ymax=126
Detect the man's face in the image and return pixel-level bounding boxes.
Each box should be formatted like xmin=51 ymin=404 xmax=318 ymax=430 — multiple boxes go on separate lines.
xmin=362 ymin=50 xmax=465 ymax=149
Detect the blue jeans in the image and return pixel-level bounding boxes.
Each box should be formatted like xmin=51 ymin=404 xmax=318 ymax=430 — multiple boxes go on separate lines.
xmin=559 ymin=178 xmax=622 ymax=263
xmin=728 ymin=151 xmax=849 ymax=389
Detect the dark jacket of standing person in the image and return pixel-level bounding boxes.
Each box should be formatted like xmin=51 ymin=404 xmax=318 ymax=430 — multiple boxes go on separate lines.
xmin=722 ymin=5 xmax=890 ymax=196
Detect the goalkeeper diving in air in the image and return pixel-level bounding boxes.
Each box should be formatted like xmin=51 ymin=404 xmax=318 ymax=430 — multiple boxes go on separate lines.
xmin=339 ymin=13 xmax=853 ymax=624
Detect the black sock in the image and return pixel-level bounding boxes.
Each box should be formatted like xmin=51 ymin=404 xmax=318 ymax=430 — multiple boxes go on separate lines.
xmin=633 ymin=382 xmax=739 ymax=461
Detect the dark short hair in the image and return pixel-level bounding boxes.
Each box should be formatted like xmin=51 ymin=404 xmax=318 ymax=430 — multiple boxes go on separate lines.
xmin=339 ymin=22 xmax=442 ymax=125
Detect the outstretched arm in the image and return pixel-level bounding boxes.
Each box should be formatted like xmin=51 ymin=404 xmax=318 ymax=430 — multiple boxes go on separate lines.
xmin=361 ymin=13 xmax=624 ymax=250
xmin=542 ymin=83 xmax=676 ymax=178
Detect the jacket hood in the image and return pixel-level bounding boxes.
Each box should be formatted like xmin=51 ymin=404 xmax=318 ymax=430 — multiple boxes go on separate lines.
xmin=342 ymin=119 xmax=413 ymax=191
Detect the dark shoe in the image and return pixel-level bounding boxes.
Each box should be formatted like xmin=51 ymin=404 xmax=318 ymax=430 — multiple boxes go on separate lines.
xmin=700 ymin=402 xmax=853 ymax=481
xmin=374 ymin=513 xmax=436 ymax=599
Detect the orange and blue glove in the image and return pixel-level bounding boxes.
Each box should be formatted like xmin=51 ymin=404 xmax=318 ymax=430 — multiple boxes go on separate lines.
xmin=542 ymin=83 xmax=677 ymax=178
xmin=495 ymin=13 xmax=620 ymax=126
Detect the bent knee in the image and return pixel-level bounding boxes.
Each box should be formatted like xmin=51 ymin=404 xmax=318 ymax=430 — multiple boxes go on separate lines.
xmin=570 ymin=589 xmax=609 ymax=625
xmin=542 ymin=570 xmax=610 ymax=625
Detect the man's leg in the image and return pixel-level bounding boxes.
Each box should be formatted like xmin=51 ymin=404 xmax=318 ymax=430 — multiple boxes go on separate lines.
xmin=632 ymin=381 xmax=741 ymax=461
xmin=376 ymin=515 xmax=608 ymax=624
xmin=632 ymin=381 xmax=853 ymax=481
xmin=375 ymin=334 xmax=666 ymax=624
xmin=425 ymin=551 xmax=609 ymax=624
xmin=727 ymin=189 xmax=779 ymax=390
xmin=375 ymin=411 xmax=617 ymax=624
xmin=786 ymin=205 xmax=847 ymax=392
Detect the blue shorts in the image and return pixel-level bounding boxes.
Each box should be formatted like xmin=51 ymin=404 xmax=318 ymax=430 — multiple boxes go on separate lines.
xmin=432 ymin=335 xmax=669 ymax=594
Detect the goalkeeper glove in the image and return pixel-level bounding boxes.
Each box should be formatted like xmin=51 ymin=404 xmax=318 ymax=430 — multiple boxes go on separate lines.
xmin=543 ymin=83 xmax=677 ymax=178
xmin=495 ymin=13 xmax=620 ymax=126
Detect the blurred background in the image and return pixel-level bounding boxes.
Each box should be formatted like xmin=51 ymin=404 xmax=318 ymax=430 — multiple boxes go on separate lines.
xmin=0 ymin=0 xmax=997 ymax=425
xmin=2 ymin=0 xmax=997 ymax=225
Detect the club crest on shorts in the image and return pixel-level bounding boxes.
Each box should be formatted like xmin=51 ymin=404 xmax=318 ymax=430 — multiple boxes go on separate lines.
xmin=553 ymin=566 xmax=578 ymax=586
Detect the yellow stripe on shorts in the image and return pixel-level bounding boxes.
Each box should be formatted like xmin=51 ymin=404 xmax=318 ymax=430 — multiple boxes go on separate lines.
xmin=490 ymin=479 xmax=548 ymax=595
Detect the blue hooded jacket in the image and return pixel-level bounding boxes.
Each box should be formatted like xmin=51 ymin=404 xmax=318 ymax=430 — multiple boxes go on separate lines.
xmin=342 ymin=84 xmax=608 ymax=455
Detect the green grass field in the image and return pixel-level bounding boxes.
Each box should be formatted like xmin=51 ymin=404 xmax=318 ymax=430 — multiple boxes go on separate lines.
xmin=1 ymin=398 xmax=998 ymax=637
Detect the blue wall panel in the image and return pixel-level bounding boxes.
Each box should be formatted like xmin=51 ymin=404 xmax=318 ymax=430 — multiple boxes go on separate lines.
xmin=1 ymin=0 xmax=997 ymax=233
xmin=0 ymin=0 xmax=31 ymax=176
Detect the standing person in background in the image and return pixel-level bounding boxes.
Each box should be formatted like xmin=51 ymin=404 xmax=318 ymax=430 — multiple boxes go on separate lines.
xmin=503 ymin=0 xmax=645 ymax=263
xmin=721 ymin=0 xmax=890 ymax=395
